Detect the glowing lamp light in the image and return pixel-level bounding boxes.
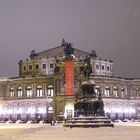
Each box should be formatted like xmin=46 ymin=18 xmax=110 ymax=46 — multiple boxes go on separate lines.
xmin=47 ymin=106 xmax=53 ymax=113
xmin=17 ymin=108 xmax=22 ymax=114
xmin=64 ymin=103 xmax=74 ymax=119
xmin=37 ymin=107 xmax=46 ymax=114
xmin=129 ymin=108 xmax=136 ymax=113
xmin=104 ymin=107 xmax=111 ymax=113
xmin=117 ymin=108 xmax=122 ymax=113
xmin=0 ymin=106 xmax=3 ymax=114
xmin=7 ymin=109 xmax=13 ymax=114
xmin=124 ymin=108 xmax=129 ymax=113
xmin=114 ymin=108 xmax=118 ymax=113
xmin=26 ymin=107 xmax=35 ymax=114
xmin=112 ymin=107 xmax=123 ymax=113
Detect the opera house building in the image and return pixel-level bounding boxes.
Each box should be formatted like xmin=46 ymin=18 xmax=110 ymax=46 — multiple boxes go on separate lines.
xmin=0 ymin=41 xmax=140 ymax=122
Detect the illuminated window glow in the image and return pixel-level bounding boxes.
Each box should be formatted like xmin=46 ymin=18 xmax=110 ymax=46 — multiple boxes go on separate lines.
xmin=36 ymin=107 xmax=46 ymax=114
xmin=113 ymin=87 xmax=118 ymax=97
xmin=95 ymin=85 xmax=100 ymax=96
xmin=105 ymin=86 xmax=110 ymax=97
xmin=26 ymin=86 xmax=32 ymax=97
xmin=17 ymin=87 xmax=22 ymax=98
xmin=121 ymin=87 xmax=125 ymax=97
xmin=10 ymin=88 xmax=14 ymax=97
xmin=36 ymin=85 xmax=43 ymax=97
xmin=48 ymin=106 xmax=53 ymax=113
xmin=17 ymin=108 xmax=22 ymax=114
xmin=47 ymin=85 xmax=54 ymax=97
xmin=26 ymin=107 xmax=35 ymax=114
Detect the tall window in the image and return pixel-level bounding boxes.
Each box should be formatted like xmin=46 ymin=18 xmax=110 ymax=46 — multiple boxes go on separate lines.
xmin=102 ymin=65 xmax=105 ymax=70
xmin=50 ymin=63 xmax=54 ymax=68
xmin=136 ymin=89 xmax=140 ymax=97
xmin=113 ymin=86 xmax=118 ymax=97
xmin=29 ymin=65 xmax=32 ymax=70
xmin=47 ymin=106 xmax=53 ymax=113
xmin=36 ymin=85 xmax=43 ymax=97
xmin=42 ymin=64 xmax=46 ymax=69
xmin=60 ymin=81 xmax=65 ymax=94
xmin=47 ymin=85 xmax=54 ymax=97
xmin=96 ymin=65 xmax=99 ymax=69
xmin=95 ymin=85 xmax=100 ymax=96
xmin=107 ymin=66 xmax=110 ymax=71
xmin=105 ymin=86 xmax=110 ymax=97
xmin=35 ymin=64 xmax=39 ymax=69
xmin=17 ymin=87 xmax=22 ymax=98
xmin=10 ymin=88 xmax=14 ymax=97
xmin=121 ymin=87 xmax=125 ymax=98
xmin=26 ymin=86 xmax=32 ymax=97
xmin=23 ymin=66 xmax=26 ymax=71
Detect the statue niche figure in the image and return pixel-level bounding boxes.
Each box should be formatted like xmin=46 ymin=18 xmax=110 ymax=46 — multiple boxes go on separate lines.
xmin=61 ymin=39 xmax=74 ymax=58
xmin=83 ymin=55 xmax=92 ymax=80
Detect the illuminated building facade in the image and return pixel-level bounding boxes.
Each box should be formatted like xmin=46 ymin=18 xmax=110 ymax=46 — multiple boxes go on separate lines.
xmin=0 ymin=43 xmax=140 ymax=122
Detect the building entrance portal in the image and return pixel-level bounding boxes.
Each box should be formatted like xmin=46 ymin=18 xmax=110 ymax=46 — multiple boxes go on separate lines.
xmin=64 ymin=103 xmax=74 ymax=119
xmin=66 ymin=110 xmax=73 ymax=119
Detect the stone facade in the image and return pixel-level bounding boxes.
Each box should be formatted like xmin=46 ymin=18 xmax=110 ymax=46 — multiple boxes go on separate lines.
xmin=0 ymin=45 xmax=139 ymax=122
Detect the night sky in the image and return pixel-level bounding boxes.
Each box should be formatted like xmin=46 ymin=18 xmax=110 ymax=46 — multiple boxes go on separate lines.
xmin=0 ymin=0 xmax=139 ymax=78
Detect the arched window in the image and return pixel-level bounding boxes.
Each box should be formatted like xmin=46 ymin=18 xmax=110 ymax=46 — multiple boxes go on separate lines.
xmin=95 ymin=85 xmax=100 ymax=96
xmin=9 ymin=88 xmax=14 ymax=97
xmin=136 ymin=89 xmax=140 ymax=97
xmin=47 ymin=85 xmax=54 ymax=97
xmin=113 ymin=86 xmax=118 ymax=97
xmin=26 ymin=107 xmax=35 ymax=114
xmin=47 ymin=106 xmax=53 ymax=113
xmin=36 ymin=106 xmax=46 ymax=114
xmin=121 ymin=87 xmax=125 ymax=98
xmin=26 ymin=86 xmax=32 ymax=97
xmin=17 ymin=87 xmax=22 ymax=98
xmin=36 ymin=85 xmax=43 ymax=97
xmin=105 ymin=86 xmax=110 ymax=97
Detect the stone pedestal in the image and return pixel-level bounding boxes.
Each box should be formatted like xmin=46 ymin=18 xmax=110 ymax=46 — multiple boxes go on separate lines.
xmin=64 ymin=80 xmax=114 ymax=127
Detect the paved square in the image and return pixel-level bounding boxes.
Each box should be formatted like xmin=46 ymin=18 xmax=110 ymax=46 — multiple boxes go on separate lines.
xmin=0 ymin=123 xmax=140 ymax=140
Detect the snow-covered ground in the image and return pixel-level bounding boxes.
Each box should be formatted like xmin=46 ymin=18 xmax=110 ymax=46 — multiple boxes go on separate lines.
xmin=0 ymin=122 xmax=140 ymax=140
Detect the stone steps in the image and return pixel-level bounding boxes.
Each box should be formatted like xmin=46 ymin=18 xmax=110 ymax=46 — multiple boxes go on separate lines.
xmin=64 ymin=116 xmax=114 ymax=128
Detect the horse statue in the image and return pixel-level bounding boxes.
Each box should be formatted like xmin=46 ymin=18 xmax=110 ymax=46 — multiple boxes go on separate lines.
xmin=61 ymin=39 xmax=74 ymax=58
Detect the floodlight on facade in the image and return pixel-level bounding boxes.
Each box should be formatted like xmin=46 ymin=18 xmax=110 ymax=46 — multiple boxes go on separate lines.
xmin=0 ymin=106 xmax=3 ymax=114
xmin=26 ymin=107 xmax=35 ymax=114
xmin=16 ymin=108 xmax=22 ymax=114
xmin=7 ymin=109 xmax=13 ymax=114
xmin=104 ymin=107 xmax=111 ymax=113
xmin=36 ymin=107 xmax=46 ymax=114
xmin=129 ymin=108 xmax=136 ymax=113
